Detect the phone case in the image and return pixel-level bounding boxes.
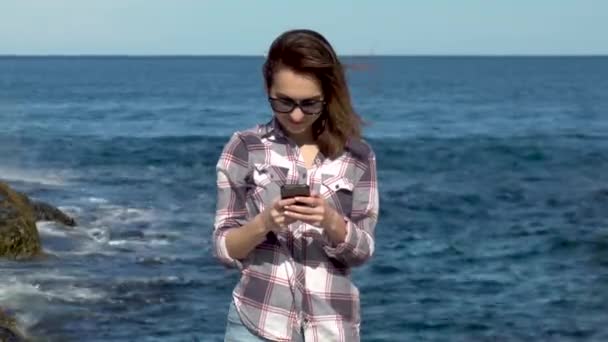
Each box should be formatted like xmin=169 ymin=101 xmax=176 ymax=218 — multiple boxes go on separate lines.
xmin=281 ymin=184 xmax=310 ymax=199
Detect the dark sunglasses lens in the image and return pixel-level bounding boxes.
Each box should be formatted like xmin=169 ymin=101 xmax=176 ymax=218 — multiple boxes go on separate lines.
xmin=300 ymin=101 xmax=324 ymax=115
xmin=270 ymin=99 xmax=295 ymax=113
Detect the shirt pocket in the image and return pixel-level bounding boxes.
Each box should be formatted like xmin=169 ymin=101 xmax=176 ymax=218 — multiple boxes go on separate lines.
xmin=252 ymin=163 xmax=290 ymax=185
xmin=321 ymin=175 xmax=355 ymax=217
xmin=250 ymin=163 xmax=290 ymax=206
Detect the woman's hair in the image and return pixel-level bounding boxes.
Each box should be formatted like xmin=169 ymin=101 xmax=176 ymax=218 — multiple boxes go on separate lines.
xmin=263 ymin=29 xmax=363 ymax=159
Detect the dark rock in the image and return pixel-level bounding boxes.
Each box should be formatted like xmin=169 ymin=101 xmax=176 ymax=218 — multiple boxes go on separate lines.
xmin=8 ymin=188 xmax=76 ymax=228
xmin=31 ymin=201 xmax=76 ymax=227
xmin=0 ymin=182 xmax=42 ymax=259
xmin=0 ymin=309 xmax=26 ymax=342
xmin=0 ymin=181 xmax=76 ymax=258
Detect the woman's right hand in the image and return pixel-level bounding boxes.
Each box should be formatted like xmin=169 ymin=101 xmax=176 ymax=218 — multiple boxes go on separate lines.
xmin=260 ymin=197 xmax=297 ymax=233
xmin=225 ymin=197 xmax=299 ymax=261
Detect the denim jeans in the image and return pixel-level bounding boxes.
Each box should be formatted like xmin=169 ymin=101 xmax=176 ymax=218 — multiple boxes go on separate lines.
xmin=224 ymin=301 xmax=304 ymax=342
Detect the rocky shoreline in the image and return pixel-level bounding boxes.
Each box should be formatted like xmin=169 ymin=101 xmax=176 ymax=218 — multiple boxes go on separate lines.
xmin=0 ymin=181 xmax=77 ymax=341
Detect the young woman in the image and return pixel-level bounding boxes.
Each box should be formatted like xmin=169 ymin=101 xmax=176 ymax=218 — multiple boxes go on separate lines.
xmin=212 ymin=29 xmax=379 ymax=342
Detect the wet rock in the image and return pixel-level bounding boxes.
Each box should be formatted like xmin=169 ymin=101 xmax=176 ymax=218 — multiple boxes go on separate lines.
xmin=0 ymin=309 xmax=26 ymax=342
xmin=30 ymin=201 xmax=76 ymax=227
xmin=0 ymin=182 xmax=42 ymax=259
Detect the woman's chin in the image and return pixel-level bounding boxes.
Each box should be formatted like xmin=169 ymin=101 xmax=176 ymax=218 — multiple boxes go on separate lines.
xmin=287 ymin=125 xmax=304 ymax=132
xmin=284 ymin=123 xmax=310 ymax=134
xmin=288 ymin=127 xmax=312 ymax=137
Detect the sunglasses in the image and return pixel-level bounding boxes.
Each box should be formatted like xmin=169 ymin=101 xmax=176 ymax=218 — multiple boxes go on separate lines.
xmin=268 ymin=96 xmax=325 ymax=115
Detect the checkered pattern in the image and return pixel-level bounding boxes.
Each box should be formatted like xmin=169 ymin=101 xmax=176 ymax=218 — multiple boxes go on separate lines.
xmin=213 ymin=117 xmax=379 ymax=341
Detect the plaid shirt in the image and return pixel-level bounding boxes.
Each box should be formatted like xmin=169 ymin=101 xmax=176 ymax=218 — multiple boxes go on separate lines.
xmin=213 ymin=118 xmax=379 ymax=341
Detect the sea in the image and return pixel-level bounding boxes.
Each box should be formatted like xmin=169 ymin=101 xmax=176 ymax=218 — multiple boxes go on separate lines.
xmin=0 ymin=56 xmax=607 ymax=341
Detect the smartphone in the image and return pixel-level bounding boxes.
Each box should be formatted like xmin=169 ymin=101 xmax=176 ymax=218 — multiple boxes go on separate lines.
xmin=280 ymin=184 xmax=310 ymax=200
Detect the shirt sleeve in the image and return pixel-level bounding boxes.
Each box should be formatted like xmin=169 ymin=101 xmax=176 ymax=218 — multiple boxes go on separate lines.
xmin=324 ymin=148 xmax=379 ymax=267
xmin=212 ymin=132 xmax=251 ymax=270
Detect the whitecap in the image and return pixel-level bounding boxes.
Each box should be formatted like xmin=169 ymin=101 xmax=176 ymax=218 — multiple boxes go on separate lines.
xmin=0 ymin=168 xmax=69 ymax=186
xmin=0 ymin=277 xmax=105 ymax=304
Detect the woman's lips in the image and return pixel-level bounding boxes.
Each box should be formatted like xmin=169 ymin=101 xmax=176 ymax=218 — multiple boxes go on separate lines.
xmin=288 ymin=120 xmax=304 ymax=126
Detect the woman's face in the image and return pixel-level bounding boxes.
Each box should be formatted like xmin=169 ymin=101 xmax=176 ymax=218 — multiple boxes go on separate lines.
xmin=268 ymin=68 xmax=324 ymax=137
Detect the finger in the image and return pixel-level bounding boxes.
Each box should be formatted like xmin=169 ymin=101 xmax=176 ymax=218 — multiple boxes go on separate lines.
xmin=285 ymin=212 xmax=324 ymax=226
xmin=270 ymin=196 xmax=281 ymax=207
xmin=271 ymin=217 xmax=286 ymax=230
xmin=285 ymin=204 xmax=319 ymax=215
xmin=284 ymin=210 xmax=306 ymax=221
xmin=293 ymin=196 xmax=322 ymax=206
xmin=278 ymin=214 xmax=294 ymax=227
xmin=276 ymin=197 xmax=297 ymax=208
xmin=271 ymin=197 xmax=282 ymax=209
xmin=285 ymin=210 xmax=318 ymax=222
xmin=272 ymin=210 xmax=285 ymax=223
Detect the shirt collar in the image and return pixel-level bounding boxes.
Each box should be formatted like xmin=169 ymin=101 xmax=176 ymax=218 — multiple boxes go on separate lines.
xmin=261 ymin=116 xmax=354 ymax=163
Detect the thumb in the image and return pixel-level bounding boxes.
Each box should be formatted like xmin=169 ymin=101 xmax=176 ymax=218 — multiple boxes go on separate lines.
xmin=271 ymin=196 xmax=283 ymax=209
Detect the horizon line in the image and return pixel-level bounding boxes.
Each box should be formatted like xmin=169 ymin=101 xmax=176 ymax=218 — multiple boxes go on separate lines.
xmin=0 ymin=53 xmax=607 ymax=58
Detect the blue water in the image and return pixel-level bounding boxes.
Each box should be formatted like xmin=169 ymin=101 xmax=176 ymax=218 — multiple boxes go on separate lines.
xmin=1 ymin=56 xmax=607 ymax=341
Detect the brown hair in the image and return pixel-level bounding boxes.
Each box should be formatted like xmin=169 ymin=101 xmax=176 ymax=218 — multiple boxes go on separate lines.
xmin=263 ymin=29 xmax=363 ymax=160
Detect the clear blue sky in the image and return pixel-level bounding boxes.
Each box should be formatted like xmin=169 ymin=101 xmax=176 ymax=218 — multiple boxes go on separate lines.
xmin=1 ymin=0 xmax=606 ymax=55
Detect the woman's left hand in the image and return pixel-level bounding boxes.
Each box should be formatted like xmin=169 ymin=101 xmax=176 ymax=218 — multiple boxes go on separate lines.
xmin=283 ymin=194 xmax=336 ymax=229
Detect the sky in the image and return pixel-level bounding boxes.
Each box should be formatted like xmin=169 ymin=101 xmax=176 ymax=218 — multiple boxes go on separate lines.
xmin=0 ymin=0 xmax=606 ymax=56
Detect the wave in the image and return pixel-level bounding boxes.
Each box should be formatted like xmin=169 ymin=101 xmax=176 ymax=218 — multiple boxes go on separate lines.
xmin=0 ymin=278 xmax=104 ymax=304
xmin=36 ymin=196 xmax=173 ymax=257
xmin=0 ymin=167 xmax=69 ymax=186
xmin=0 ymin=275 xmax=106 ymax=337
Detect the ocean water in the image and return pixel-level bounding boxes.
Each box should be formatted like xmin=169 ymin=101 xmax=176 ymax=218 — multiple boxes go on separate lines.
xmin=0 ymin=56 xmax=607 ymax=341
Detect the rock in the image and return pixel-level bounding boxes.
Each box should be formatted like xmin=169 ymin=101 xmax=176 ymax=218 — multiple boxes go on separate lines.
xmin=0 ymin=308 xmax=26 ymax=342
xmin=31 ymin=201 xmax=76 ymax=227
xmin=0 ymin=182 xmax=42 ymax=259
xmin=0 ymin=181 xmax=76 ymax=258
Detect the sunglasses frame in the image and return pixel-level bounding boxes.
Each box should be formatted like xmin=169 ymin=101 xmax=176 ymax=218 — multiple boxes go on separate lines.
xmin=268 ymin=97 xmax=326 ymax=116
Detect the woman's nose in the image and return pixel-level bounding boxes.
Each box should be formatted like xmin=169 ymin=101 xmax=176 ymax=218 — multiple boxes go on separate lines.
xmin=289 ymin=108 xmax=305 ymax=122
